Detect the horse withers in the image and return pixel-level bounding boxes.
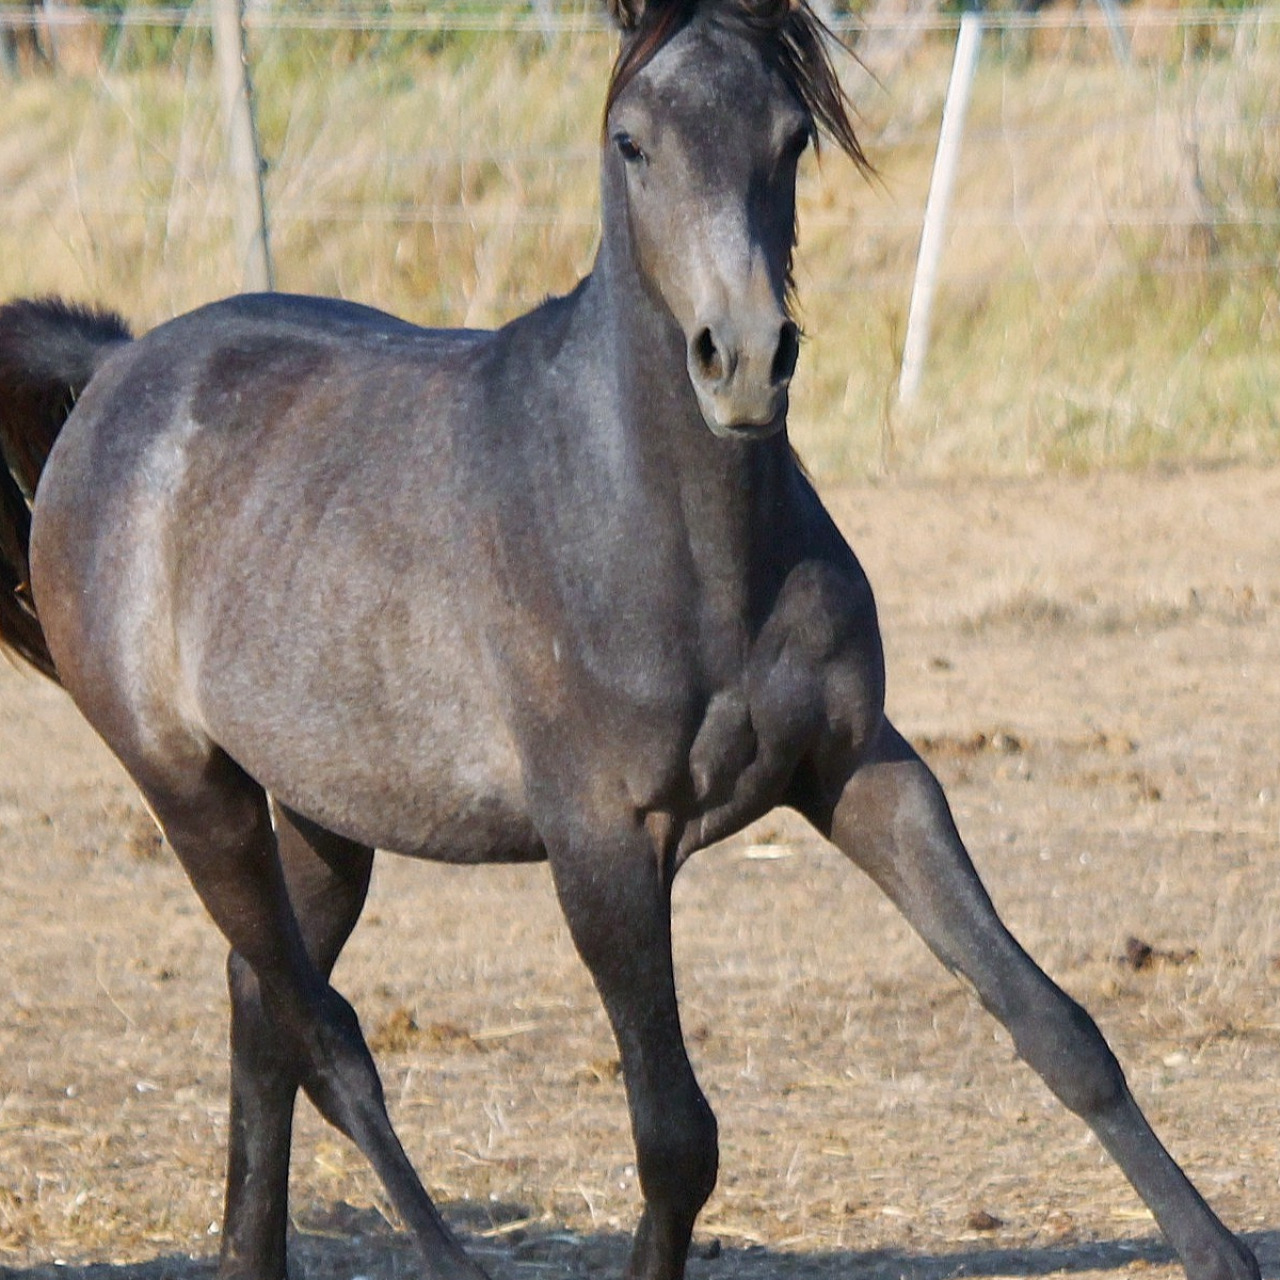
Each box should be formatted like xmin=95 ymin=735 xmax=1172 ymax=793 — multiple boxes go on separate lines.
xmin=0 ymin=2 xmax=1259 ymax=1280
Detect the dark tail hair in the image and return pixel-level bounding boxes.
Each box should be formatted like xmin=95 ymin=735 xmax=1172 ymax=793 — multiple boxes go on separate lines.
xmin=0 ymin=296 xmax=132 ymax=682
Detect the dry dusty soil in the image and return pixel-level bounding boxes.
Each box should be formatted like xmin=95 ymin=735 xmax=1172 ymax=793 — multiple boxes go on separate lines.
xmin=1 ymin=465 xmax=1278 ymax=1280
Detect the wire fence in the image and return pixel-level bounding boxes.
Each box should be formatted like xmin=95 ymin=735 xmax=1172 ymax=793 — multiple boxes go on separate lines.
xmin=2 ymin=6 xmax=1276 ymax=243
xmin=1 ymin=1 xmax=1277 ymax=472
xmin=0 ymin=2 xmax=1277 ymax=29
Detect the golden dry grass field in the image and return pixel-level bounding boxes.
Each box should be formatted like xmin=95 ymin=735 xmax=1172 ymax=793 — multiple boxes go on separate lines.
xmin=1 ymin=465 xmax=1278 ymax=1280
xmin=1 ymin=6 xmax=1278 ymax=478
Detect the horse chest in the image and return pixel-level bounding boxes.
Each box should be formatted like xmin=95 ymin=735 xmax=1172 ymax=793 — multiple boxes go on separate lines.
xmin=493 ymin=504 xmax=880 ymax=849
xmin=590 ymin=635 xmax=827 ymax=847
xmin=631 ymin=562 xmax=882 ymax=846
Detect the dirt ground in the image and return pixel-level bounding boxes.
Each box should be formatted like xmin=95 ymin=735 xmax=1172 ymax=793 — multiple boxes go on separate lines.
xmin=1 ymin=465 xmax=1278 ymax=1280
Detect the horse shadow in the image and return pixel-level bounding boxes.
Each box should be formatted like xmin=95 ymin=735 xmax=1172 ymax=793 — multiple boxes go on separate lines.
xmin=3 ymin=1204 xmax=1279 ymax=1280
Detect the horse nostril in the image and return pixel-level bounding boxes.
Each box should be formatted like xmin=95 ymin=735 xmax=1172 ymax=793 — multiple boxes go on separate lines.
xmin=771 ymin=321 xmax=800 ymax=385
xmin=692 ymin=328 xmax=725 ymax=384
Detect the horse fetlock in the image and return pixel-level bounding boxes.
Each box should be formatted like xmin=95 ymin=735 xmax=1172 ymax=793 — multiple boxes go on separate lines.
xmin=1184 ymin=1232 xmax=1262 ymax=1280
xmin=217 ymin=1237 xmax=288 ymax=1280
xmin=626 ymin=1202 xmax=703 ymax=1280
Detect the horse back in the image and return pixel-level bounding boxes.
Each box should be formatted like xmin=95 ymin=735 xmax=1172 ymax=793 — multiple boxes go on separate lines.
xmin=28 ymin=294 xmax=546 ymax=861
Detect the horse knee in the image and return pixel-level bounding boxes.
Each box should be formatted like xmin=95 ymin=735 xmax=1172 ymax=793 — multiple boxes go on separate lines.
xmin=1011 ymin=992 xmax=1127 ymax=1120
xmin=634 ymin=1088 xmax=719 ymax=1213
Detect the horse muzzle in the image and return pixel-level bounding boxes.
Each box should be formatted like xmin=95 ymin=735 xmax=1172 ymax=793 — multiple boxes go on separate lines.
xmin=686 ymin=315 xmax=799 ymax=439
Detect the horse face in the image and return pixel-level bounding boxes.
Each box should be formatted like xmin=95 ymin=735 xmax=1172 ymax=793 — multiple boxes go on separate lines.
xmin=605 ymin=17 xmax=810 ymax=439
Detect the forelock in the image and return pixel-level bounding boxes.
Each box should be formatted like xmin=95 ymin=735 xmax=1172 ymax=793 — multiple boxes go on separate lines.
xmin=603 ymin=0 xmax=869 ymax=174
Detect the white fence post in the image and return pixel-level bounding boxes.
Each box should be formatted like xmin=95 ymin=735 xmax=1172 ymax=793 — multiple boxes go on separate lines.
xmin=897 ymin=11 xmax=982 ymax=405
xmin=1094 ymin=0 xmax=1132 ymax=66
xmin=212 ymin=0 xmax=273 ymax=292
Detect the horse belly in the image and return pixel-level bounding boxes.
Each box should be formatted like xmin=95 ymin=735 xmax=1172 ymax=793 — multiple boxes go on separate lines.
xmin=189 ymin=584 xmax=542 ymax=862
xmin=216 ymin=699 xmax=546 ymax=864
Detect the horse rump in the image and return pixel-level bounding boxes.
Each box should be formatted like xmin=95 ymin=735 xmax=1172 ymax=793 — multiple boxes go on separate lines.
xmin=0 ymin=296 xmax=132 ymax=681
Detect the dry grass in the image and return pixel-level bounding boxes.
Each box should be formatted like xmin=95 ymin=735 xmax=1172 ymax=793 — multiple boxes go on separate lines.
xmin=1 ymin=9 xmax=1278 ymax=480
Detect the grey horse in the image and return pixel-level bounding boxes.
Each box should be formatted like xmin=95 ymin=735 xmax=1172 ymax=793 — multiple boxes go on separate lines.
xmin=0 ymin=1 xmax=1260 ymax=1280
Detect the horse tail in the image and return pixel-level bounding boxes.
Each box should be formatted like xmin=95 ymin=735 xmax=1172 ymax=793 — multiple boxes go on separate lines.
xmin=0 ymin=296 xmax=133 ymax=683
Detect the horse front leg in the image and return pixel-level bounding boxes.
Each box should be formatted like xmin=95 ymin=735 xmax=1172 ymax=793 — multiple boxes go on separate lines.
xmin=798 ymin=718 xmax=1258 ymax=1280
xmin=548 ymin=831 xmax=718 ymax=1280
xmin=219 ymin=803 xmax=374 ymax=1280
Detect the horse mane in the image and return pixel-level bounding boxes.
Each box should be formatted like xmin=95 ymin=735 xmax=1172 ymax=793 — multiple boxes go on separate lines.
xmin=603 ymin=0 xmax=870 ymax=175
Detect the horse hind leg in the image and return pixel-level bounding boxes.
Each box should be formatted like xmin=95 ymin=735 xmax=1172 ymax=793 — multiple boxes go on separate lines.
xmin=129 ymin=743 xmax=489 ymax=1280
xmin=219 ymin=803 xmax=374 ymax=1280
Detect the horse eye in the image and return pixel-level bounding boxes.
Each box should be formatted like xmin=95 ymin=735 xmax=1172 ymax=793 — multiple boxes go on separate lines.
xmin=613 ymin=132 xmax=647 ymax=165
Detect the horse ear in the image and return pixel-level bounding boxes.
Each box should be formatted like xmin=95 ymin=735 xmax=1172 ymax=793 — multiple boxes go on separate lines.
xmin=605 ymin=0 xmax=645 ymax=30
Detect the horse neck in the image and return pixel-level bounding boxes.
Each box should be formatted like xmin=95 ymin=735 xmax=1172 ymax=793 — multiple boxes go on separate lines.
xmin=568 ymin=212 xmax=797 ymax=563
